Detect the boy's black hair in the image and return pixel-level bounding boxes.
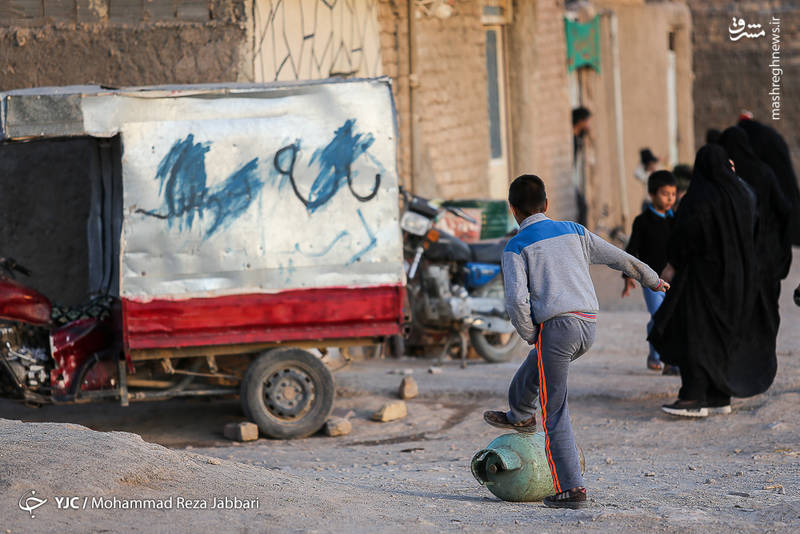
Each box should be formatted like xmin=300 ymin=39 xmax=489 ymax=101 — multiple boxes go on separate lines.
xmin=509 ymin=174 xmax=547 ymax=216
xmin=647 ymin=170 xmax=677 ymax=195
xmin=572 ymin=107 xmax=591 ymax=126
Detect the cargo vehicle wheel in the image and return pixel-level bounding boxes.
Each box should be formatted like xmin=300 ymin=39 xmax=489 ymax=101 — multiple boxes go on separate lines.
xmin=241 ymin=348 xmax=334 ymax=439
xmin=469 ymin=330 xmax=524 ymax=363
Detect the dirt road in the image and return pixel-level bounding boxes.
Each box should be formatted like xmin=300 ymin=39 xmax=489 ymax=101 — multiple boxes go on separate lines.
xmin=1 ymin=264 xmax=799 ymax=533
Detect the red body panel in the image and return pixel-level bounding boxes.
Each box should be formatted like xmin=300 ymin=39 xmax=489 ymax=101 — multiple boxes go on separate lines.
xmin=0 ymin=279 xmax=51 ymax=325
xmin=122 ymin=284 xmax=405 ymax=351
xmin=50 ymin=318 xmax=114 ymax=394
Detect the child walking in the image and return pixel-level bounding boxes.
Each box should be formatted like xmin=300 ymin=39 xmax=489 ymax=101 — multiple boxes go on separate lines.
xmin=483 ymin=175 xmax=669 ymax=509
xmin=621 ymin=170 xmax=677 ymax=373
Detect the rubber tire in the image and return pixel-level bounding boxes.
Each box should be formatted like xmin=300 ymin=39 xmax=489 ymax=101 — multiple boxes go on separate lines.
xmin=469 ymin=329 xmax=524 ymax=363
xmin=240 ymin=348 xmax=334 ymax=439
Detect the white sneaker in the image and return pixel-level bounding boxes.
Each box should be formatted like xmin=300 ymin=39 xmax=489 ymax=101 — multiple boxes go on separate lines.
xmin=661 ymin=400 xmax=709 ymax=417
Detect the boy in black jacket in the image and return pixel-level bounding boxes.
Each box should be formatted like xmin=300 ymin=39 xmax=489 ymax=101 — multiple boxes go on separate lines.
xmin=622 ymin=170 xmax=677 ymax=372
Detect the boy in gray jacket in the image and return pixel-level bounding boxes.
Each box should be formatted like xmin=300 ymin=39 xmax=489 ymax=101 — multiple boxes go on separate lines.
xmin=483 ymin=175 xmax=669 ymax=509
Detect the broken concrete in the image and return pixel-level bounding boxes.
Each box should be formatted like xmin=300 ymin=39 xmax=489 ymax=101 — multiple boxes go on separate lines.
xmin=324 ymin=417 xmax=352 ymax=437
xmin=223 ymin=422 xmax=258 ymax=442
xmin=371 ymin=401 xmax=407 ymax=422
xmin=398 ymin=376 xmax=419 ymax=400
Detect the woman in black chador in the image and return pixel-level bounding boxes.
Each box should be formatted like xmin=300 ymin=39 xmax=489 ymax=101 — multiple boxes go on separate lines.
xmin=738 ymin=117 xmax=800 ymax=245
xmin=649 ymin=144 xmax=771 ymax=418
xmin=722 ymin=124 xmax=792 ymax=284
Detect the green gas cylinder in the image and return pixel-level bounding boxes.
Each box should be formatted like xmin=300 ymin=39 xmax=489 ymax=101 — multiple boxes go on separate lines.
xmin=470 ymin=432 xmax=585 ymax=502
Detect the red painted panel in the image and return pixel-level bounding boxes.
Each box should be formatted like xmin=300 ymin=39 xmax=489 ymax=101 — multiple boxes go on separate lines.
xmin=122 ymin=284 xmax=404 ymax=350
xmin=0 ymin=279 xmax=51 ymax=325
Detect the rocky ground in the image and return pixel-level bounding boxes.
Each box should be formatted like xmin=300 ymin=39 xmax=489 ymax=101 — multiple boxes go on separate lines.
xmin=1 ymin=260 xmax=799 ymax=533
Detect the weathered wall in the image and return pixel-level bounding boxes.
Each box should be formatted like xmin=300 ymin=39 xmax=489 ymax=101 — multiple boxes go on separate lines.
xmin=690 ymin=1 xmax=800 ymax=164
xmin=611 ymin=0 xmax=693 ymax=227
xmin=0 ymin=1 xmax=248 ymax=90
xmin=571 ymin=0 xmax=693 ymax=233
xmin=508 ymin=0 xmax=575 ymax=219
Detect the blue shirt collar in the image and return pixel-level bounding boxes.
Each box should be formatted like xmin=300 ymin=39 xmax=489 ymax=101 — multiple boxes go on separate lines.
xmin=648 ymin=204 xmax=674 ymax=219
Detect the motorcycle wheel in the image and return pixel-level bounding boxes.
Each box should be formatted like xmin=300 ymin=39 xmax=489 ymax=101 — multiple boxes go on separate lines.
xmin=241 ymin=348 xmax=334 ymax=439
xmin=469 ymin=329 xmax=524 ymax=363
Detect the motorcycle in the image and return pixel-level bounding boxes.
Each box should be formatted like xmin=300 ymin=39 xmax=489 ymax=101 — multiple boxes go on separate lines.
xmin=0 ymin=257 xmax=118 ymax=405
xmin=398 ymin=187 xmax=523 ymax=364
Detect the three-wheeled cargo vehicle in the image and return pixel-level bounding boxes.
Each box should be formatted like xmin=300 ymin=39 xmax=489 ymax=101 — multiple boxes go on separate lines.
xmin=0 ymin=78 xmax=405 ymax=439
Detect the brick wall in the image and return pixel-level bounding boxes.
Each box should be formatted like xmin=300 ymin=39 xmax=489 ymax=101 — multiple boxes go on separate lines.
xmin=378 ymin=0 xmax=575 ymax=210
xmin=377 ymin=0 xmax=413 ymax=189
xmin=377 ymin=0 xmax=491 ymax=199
xmin=0 ymin=1 xmax=247 ymax=90
xmin=691 ymin=1 xmax=800 ymax=164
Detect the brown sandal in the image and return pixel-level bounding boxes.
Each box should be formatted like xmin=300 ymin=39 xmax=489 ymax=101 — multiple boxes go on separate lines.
xmin=483 ymin=410 xmax=537 ymax=433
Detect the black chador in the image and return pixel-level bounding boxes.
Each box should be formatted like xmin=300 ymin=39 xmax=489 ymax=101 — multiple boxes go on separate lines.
xmin=649 ymin=145 xmax=773 ymax=403
xmin=738 ymin=118 xmax=800 ymax=246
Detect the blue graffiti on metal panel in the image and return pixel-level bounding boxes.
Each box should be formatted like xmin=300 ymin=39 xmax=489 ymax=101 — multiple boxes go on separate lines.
xmin=294 ymin=208 xmax=377 ymax=265
xmin=137 ymin=135 xmax=264 ymax=239
xmin=274 ymin=119 xmax=381 ymax=213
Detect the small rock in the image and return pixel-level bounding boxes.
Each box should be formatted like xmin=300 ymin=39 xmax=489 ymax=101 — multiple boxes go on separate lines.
xmin=223 ymin=421 xmax=259 ymax=442
xmin=705 ymin=478 xmax=716 ymax=485
xmin=324 ymin=417 xmax=352 ymax=437
xmin=605 ymin=458 xmax=613 ymax=465
xmin=372 ymin=400 xmax=408 ymax=422
xmin=389 ymin=368 xmax=414 ymax=375
xmin=733 ymin=448 xmax=742 ymax=454
xmin=428 ymin=366 xmax=443 ymax=375
xmin=688 ymin=465 xmax=697 ymax=471
xmin=736 ymin=471 xmax=744 ymax=477
xmin=399 ymin=376 xmax=419 ymax=399
xmin=207 ymin=458 xmax=221 ymax=465
xmin=644 ymin=472 xmax=655 ymax=477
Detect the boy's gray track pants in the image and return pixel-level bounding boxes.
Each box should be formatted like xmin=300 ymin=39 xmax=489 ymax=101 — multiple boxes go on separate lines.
xmin=506 ymin=315 xmax=596 ymax=493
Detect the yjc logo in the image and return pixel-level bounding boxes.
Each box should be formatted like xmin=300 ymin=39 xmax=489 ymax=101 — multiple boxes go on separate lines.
xmin=18 ymin=489 xmax=47 ymax=518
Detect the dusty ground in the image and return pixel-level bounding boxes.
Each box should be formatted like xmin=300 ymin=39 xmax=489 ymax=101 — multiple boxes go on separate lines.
xmin=1 ymin=260 xmax=799 ymax=533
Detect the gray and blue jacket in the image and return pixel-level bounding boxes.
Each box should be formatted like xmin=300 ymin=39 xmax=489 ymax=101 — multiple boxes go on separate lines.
xmin=502 ymin=213 xmax=662 ymax=343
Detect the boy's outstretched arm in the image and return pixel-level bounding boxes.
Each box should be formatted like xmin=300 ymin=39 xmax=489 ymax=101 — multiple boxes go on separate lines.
xmin=501 ymin=251 xmax=539 ymax=343
xmin=584 ymin=230 xmax=668 ymax=291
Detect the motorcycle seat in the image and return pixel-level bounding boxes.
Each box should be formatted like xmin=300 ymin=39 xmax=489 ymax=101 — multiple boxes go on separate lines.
xmin=468 ymin=239 xmax=508 ymax=264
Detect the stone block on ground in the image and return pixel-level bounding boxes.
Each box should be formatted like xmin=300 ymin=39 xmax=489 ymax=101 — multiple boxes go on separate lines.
xmin=371 ymin=400 xmax=407 ymax=422
xmin=223 ymin=422 xmax=259 ymax=442
xmin=398 ymin=376 xmax=419 ymax=400
xmin=325 ymin=417 xmax=353 ymax=437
